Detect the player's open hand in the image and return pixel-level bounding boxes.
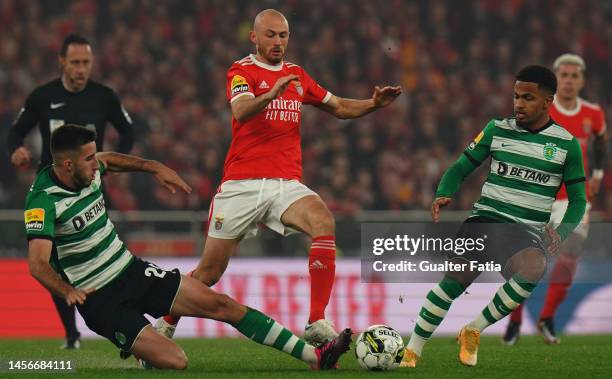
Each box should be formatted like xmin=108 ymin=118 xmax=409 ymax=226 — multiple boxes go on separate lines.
xmin=65 ymin=287 xmax=95 ymax=306
xmin=10 ymin=146 xmax=32 ymax=168
xmin=268 ymin=74 xmax=300 ymax=99
xmin=431 ymin=197 xmax=452 ymax=222
xmin=153 ymin=163 xmax=192 ymax=195
xmin=373 ymin=86 xmax=402 ymax=108
xmin=544 ymin=225 xmax=561 ymax=256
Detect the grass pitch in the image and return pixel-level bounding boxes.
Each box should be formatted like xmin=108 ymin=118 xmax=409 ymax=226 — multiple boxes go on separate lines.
xmin=1 ymin=335 xmax=610 ymax=378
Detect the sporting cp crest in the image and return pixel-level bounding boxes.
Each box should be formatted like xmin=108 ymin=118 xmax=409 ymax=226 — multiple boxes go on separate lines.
xmin=543 ymin=143 xmax=557 ymax=160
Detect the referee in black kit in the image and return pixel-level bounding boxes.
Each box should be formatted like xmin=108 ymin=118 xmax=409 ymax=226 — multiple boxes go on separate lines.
xmin=7 ymin=34 xmax=134 ymax=349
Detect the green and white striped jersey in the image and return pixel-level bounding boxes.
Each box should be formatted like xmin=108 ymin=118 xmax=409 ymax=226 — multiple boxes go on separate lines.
xmin=464 ymin=118 xmax=585 ymax=232
xmin=24 ymin=162 xmax=133 ymax=290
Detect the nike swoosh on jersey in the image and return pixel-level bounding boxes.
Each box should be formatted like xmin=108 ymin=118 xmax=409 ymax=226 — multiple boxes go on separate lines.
xmin=50 ymin=102 xmax=65 ymax=109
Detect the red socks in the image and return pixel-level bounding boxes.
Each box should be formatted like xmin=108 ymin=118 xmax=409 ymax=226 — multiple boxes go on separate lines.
xmin=509 ymin=303 xmax=524 ymax=323
xmin=166 ymin=239 xmax=338 ymax=326
xmin=308 ymin=236 xmax=336 ymax=324
xmin=540 ymin=254 xmax=578 ymax=319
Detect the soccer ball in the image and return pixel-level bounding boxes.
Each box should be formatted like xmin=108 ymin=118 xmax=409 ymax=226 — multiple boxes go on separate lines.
xmin=355 ymin=324 xmax=405 ymax=370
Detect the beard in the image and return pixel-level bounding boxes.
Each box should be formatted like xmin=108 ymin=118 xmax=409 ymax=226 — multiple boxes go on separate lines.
xmin=258 ymin=45 xmax=283 ymax=64
xmin=73 ymin=171 xmax=93 ymax=189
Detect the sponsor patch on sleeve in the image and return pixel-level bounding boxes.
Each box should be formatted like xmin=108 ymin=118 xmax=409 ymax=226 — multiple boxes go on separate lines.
xmin=468 ymin=130 xmax=485 ymax=150
xmin=230 ymin=75 xmax=251 ymax=96
xmin=24 ymin=208 xmax=45 ymax=231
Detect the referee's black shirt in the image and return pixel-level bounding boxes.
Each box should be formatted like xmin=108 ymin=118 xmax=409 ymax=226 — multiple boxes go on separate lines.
xmin=8 ymin=78 xmax=134 ymax=169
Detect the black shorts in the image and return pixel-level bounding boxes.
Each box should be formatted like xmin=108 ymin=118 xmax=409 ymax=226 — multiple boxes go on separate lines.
xmin=451 ymin=216 xmax=545 ymax=267
xmin=77 ymin=258 xmax=181 ymax=352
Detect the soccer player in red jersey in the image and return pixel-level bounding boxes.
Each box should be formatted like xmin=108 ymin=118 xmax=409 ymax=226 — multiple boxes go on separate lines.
xmin=504 ymin=54 xmax=607 ymax=345
xmin=158 ymin=9 xmax=402 ymax=345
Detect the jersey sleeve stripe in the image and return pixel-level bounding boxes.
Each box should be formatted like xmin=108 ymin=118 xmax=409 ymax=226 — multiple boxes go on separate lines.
xmin=230 ymin=92 xmax=255 ymax=103
xmin=463 ymin=151 xmax=481 ymax=166
xmin=565 ymin=177 xmax=586 ymax=185
xmin=26 ymin=235 xmax=53 ymax=241
xmin=322 ymin=91 xmax=332 ymax=104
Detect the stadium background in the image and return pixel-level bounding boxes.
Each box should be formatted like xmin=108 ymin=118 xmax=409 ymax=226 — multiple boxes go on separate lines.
xmin=1 ymin=0 xmax=611 ymax=339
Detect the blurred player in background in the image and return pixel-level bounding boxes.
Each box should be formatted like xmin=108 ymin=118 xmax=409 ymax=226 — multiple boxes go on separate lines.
xmin=401 ymin=66 xmax=586 ymax=368
xmin=7 ymin=33 xmax=134 ymax=349
xmin=504 ymin=54 xmax=608 ymax=345
xmin=26 ymin=124 xmax=351 ymax=370
xmin=159 ymin=9 xmax=401 ymax=346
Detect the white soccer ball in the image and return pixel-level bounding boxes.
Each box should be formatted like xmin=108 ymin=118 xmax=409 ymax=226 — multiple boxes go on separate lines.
xmin=355 ymin=324 xmax=405 ymax=370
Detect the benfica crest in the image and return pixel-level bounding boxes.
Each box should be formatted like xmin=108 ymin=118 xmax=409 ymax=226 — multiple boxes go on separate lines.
xmin=294 ymin=82 xmax=303 ymax=96
xmin=214 ymin=214 xmax=224 ymax=230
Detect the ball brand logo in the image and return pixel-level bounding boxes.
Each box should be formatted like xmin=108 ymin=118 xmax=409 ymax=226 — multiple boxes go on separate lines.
xmin=377 ymin=328 xmax=400 ymax=339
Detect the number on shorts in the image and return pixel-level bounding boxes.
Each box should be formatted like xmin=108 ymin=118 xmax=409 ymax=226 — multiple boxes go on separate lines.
xmin=144 ymin=263 xmax=167 ymax=278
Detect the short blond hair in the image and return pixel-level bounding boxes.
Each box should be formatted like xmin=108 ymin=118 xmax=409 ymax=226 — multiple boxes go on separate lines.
xmin=553 ymin=53 xmax=586 ymax=72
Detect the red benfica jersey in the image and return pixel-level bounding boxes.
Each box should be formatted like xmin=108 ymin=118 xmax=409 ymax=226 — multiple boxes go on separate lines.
xmin=222 ymin=54 xmax=331 ymax=182
xmin=550 ymin=97 xmax=606 ymax=200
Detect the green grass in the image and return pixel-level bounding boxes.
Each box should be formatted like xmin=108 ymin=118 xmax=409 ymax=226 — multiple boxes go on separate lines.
xmin=1 ymin=335 xmax=610 ymax=378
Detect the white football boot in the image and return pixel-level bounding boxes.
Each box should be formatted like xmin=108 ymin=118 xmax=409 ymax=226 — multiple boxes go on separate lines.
xmin=155 ymin=318 xmax=177 ymax=339
xmin=304 ymin=319 xmax=339 ymax=347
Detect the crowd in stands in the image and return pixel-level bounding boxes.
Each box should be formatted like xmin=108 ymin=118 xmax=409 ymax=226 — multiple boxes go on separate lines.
xmin=2 ymin=0 xmax=611 ymax=218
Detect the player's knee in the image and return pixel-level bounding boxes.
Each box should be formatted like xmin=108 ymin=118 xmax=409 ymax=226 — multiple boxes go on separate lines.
xmin=193 ymin=266 xmax=223 ymax=287
xmin=516 ymin=249 xmax=546 ymax=282
xmin=166 ymin=347 xmax=188 ymax=370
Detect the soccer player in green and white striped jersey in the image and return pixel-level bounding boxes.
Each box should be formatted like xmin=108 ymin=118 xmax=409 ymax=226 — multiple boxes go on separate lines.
xmin=400 ymin=66 xmax=587 ymax=368
xmin=26 ymin=124 xmax=351 ymax=370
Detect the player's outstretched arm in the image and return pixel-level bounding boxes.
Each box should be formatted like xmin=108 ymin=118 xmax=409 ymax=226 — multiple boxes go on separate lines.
xmin=316 ymin=85 xmax=402 ymax=119
xmin=231 ymin=74 xmax=299 ymax=123
xmin=430 ymin=150 xmax=484 ymax=222
xmin=28 ymin=239 xmax=94 ymax=305
xmin=95 ymin=152 xmax=192 ymax=194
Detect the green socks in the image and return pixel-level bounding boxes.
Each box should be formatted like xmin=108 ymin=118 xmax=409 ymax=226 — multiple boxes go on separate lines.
xmin=236 ymin=307 xmax=317 ymax=365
